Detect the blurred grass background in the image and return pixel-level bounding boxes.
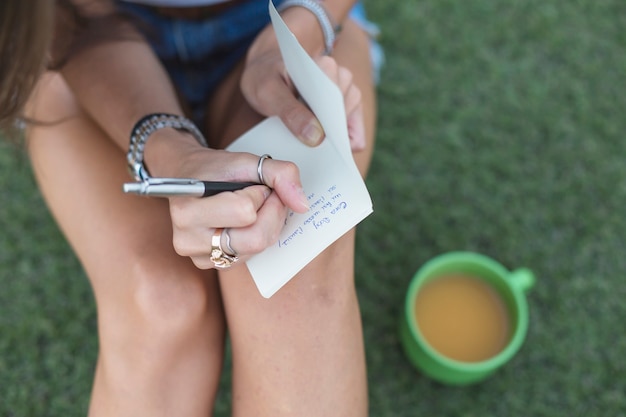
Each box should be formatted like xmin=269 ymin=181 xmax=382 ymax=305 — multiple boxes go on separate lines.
xmin=1 ymin=0 xmax=625 ymax=415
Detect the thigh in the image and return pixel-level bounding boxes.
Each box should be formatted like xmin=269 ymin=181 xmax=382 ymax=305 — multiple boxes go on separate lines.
xmin=206 ymin=20 xmax=375 ymax=417
xmin=25 ymin=73 xmax=226 ymax=414
xmin=25 ymin=72 xmax=223 ymax=327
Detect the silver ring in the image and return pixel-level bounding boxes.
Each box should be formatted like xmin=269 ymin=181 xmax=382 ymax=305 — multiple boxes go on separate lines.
xmin=210 ymin=228 xmax=239 ymax=269
xmin=223 ymin=228 xmax=238 ymax=257
xmin=257 ymin=154 xmax=272 ymax=186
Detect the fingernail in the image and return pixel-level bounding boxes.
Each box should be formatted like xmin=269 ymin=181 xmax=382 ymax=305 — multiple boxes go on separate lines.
xmin=297 ymin=187 xmax=310 ymax=211
xmin=301 ymin=120 xmax=324 ymax=146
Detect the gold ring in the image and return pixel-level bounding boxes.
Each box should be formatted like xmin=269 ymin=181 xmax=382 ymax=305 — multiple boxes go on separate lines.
xmin=210 ymin=228 xmax=239 ymax=269
xmin=257 ymin=154 xmax=272 ymax=186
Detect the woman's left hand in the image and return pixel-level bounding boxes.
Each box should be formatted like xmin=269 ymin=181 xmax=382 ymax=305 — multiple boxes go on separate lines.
xmin=240 ymin=29 xmax=366 ymax=152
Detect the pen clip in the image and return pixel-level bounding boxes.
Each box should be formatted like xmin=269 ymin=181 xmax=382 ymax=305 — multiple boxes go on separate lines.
xmin=122 ymin=177 xmax=203 ymax=196
xmin=143 ymin=177 xmax=200 ymax=186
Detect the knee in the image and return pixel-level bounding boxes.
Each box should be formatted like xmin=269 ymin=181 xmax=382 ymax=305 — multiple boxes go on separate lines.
xmin=93 ymin=257 xmax=225 ymax=408
xmin=129 ymin=253 xmax=218 ymax=338
xmin=25 ymin=71 xmax=82 ymax=122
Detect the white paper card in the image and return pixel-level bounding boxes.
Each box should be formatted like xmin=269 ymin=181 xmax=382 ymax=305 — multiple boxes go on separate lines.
xmin=226 ymin=1 xmax=373 ymax=297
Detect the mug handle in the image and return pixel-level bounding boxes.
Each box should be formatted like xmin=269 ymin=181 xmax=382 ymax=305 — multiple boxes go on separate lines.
xmin=509 ymin=268 xmax=535 ymax=292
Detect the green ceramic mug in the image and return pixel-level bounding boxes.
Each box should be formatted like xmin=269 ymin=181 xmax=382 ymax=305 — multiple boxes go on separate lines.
xmin=399 ymin=252 xmax=535 ymax=385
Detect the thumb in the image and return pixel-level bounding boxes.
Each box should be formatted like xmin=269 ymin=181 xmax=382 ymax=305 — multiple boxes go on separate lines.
xmin=274 ymin=89 xmax=326 ymax=147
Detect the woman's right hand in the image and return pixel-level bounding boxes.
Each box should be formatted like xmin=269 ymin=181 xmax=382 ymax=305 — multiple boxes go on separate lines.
xmin=144 ymin=132 xmax=309 ymax=269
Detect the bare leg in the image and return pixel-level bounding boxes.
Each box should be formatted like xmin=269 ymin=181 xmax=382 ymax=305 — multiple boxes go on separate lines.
xmin=206 ymin=21 xmax=376 ymax=416
xmin=25 ymin=73 xmax=226 ymax=416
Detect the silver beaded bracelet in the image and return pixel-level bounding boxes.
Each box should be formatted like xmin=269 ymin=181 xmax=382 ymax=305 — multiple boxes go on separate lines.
xmin=126 ymin=113 xmax=207 ymax=182
xmin=277 ymin=0 xmax=340 ymax=55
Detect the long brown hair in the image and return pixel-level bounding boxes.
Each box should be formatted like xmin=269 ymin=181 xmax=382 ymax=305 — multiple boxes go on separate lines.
xmin=0 ymin=0 xmax=54 ymax=132
xmin=0 ymin=1 xmax=138 ymax=136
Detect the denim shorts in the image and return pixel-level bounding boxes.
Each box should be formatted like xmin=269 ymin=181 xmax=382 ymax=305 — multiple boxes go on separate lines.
xmin=116 ymin=0 xmax=383 ymax=126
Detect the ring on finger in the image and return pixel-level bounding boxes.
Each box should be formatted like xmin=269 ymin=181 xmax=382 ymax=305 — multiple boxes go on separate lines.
xmin=210 ymin=228 xmax=239 ymax=269
xmin=223 ymin=228 xmax=238 ymax=257
xmin=257 ymin=154 xmax=272 ymax=186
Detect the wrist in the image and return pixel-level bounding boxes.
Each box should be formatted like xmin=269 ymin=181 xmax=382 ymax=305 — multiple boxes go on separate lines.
xmin=142 ymin=128 xmax=203 ymax=178
xmin=250 ymin=5 xmax=329 ymax=59
xmin=279 ymin=6 xmax=327 ymax=55
xmin=126 ymin=113 xmax=207 ymax=181
xmin=277 ymin=0 xmax=340 ymax=55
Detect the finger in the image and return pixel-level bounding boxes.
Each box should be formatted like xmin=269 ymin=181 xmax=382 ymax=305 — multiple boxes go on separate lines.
xmin=316 ymin=55 xmax=340 ymax=82
xmin=316 ymin=58 xmax=364 ymax=149
xmin=189 ymin=192 xmax=289 ymax=269
xmin=224 ymin=192 xmax=288 ymax=255
xmin=339 ymin=69 xmax=361 ymax=114
xmin=169 ymin=184 xmax=270 ymax=231
xmin=347 ymin=103 xmax=366 ymax=152
xmin=244 ymin=61 xmax=326 ymax=147
xmin=202 ymin=152 xmax=307 ymax=214
xmin=272 ymin=82 xmax=325 ymax=147
xmin=255 ymin=157 xmax=310 ymax=213
xmin=336 ymin=65 xmax=354 ymax=94
xmin=169 ymin=184 xmax=271 ymax=258
xmin=189 ymin=254 xmax=217 ymax=270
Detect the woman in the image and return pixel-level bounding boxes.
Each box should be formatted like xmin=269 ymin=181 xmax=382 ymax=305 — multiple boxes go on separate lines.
xmin=1 ymin=0 xmax=379 ymax=415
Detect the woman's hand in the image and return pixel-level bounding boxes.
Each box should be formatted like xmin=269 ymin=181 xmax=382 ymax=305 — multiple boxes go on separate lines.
xmin=314 ymin=55 xmax=366 ymax=152
xmin=171 ymin=149 xmax=310 ymax=269
xmin=170 ymin=182 xmax=288 ymax=270
xmin=240 ymin=26 xmax=366 ymax=152
xmin=145 ymin=136 xmax=309 ymax=270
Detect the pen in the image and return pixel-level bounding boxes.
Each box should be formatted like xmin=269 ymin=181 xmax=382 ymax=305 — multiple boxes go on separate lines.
xmin=123 ymin=177 xmax=259 ymax=198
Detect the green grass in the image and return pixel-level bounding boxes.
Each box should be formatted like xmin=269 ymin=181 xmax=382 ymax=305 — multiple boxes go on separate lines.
xmin=2 ymin=0 xmax=625 ymax=415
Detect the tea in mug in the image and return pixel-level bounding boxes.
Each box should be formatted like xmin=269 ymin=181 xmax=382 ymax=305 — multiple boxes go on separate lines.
xmin=414 ymin=274 xmax=511 ymax=362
